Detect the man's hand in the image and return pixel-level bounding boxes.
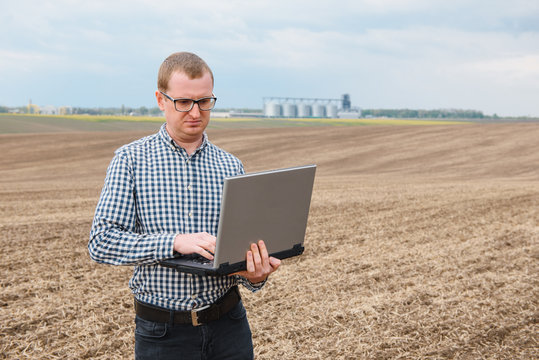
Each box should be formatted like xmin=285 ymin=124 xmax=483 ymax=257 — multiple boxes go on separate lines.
xmin=174 ymin=232 xmax=216 ymax=260
xmin=232 ymin=240 xmax=281 ymax=284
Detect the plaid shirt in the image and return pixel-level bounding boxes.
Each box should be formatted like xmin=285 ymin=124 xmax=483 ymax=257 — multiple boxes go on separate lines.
xmin=89 ymin=124 xmax=262 ymax=310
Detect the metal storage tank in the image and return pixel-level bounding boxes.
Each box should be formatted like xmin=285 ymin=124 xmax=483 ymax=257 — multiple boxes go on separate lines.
xmin=283 ymin=103 xmax=298 ymax=118
xmin=297 ymin=103 xmax=312 ymax=118
xmin=265 ymin=102 xmax=282 ymax=117
xmin=326 ymin=104 xmax=338 ymax=118
xmin=312 ymin=104 xmax=326 ymax=118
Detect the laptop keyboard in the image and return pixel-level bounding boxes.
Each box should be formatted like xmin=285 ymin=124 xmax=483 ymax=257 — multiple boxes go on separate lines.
xmin=171 ymin=252 xmax=213 ymax=266
xmin=192 ymin=256 xmax=212 ymax=265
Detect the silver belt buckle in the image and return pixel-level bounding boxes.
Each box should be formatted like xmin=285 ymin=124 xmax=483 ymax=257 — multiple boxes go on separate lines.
xmin=191 ymin=304 xmax=210 ymax=326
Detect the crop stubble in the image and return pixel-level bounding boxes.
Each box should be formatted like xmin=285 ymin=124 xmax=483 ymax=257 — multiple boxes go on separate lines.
xmin=0 ymin=123 xmax=538 ymax=359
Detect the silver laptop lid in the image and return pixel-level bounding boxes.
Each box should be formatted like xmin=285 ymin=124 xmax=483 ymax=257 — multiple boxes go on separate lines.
xmin=213 ymin=164 xmax=316 ymax=267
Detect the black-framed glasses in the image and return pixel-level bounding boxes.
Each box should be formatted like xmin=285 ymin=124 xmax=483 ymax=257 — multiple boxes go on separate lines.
xmin=160 ymin=91 xmax=217 ymax=112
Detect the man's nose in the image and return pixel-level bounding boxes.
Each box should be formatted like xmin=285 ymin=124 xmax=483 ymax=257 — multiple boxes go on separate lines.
xmin=188 ymin=103 xmax=201 ymax=117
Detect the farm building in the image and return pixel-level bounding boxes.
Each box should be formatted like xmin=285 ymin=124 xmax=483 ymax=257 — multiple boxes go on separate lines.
xmin=263 ymin=94 xmax=361 ymax=118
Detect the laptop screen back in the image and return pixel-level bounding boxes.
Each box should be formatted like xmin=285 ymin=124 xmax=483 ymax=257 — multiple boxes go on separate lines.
xmin=213 ymin=164 xmax=316 ymax=266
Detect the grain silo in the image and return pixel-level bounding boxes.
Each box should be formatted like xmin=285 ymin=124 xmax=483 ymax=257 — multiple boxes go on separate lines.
xmin=297 ymin=103 xmax=312 ymax=118
xmin=283 ymin=103 xmax=298 ymax=118
xmin=265 ymin=102 xmax=282 ymax=117
xmin=326 ymin=104 xmax=338 ymax=118
xmin=312 ymin=104 xmax=326 ymax=118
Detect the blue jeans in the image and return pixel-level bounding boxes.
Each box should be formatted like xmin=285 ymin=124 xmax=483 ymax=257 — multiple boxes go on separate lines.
xmin=134 ymin=301 xmax=253 ymax=360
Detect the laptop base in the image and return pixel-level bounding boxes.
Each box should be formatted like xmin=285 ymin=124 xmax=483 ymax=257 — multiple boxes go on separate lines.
xmin=159 ymin=244 xmax=305 ymax=276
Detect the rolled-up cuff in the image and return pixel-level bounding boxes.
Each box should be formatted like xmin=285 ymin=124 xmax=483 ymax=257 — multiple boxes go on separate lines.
xmin=236 ymin=276 xmax=266 ymax=292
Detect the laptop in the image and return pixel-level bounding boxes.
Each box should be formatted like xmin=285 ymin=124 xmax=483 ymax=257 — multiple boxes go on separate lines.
xmin=159 ymin=164 xmax=316 ymax=276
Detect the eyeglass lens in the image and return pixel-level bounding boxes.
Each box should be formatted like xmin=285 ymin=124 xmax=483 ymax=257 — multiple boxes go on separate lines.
xmin=175 ymin=98 xmax=216 ymax=112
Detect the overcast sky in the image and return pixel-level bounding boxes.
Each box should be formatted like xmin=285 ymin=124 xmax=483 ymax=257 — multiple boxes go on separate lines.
xmin=1 ymin=0 xmax=538 ymax=116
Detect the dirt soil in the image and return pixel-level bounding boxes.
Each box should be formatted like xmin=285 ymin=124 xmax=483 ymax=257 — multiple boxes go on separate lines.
xmin=0 ymin=123 xmax=538 ymax=359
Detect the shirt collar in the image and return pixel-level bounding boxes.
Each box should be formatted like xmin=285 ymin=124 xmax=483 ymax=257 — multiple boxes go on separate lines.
xmin=158 ymin=123 xmax=209 ymax=153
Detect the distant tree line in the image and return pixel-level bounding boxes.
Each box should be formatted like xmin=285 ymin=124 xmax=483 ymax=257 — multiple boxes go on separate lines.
xmin=1 ymin=105 xmax=537 ymax=121
xmin=361 ymin=109 xmax=487 ymax=119
xmin=0 ymin=105 xmax=164 ymax=116
xmin=71 ymin=106 xmax=163 ymax=116
xmin=0 ymin=105 xmax=261 ymax=116
xmin=69 ymin=107 xmax=262 ymax=115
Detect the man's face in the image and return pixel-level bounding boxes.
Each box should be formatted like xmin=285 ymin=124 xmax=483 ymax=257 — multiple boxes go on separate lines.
xmin=156 ymin=71 xmax=214 ymax=145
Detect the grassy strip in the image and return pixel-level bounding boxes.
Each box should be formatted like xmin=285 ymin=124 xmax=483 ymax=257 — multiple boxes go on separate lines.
xmin=257 ymin=117 xmax=472 ymax=126
xmin=0 ymin=113 xmax=164 ymax=123
xmin=0 ymin=113 xmax=472 ymax=126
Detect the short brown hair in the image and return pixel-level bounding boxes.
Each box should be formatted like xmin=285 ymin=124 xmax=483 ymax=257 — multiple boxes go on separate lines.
xmin=157 ymin=52 xmax=214 ymax=92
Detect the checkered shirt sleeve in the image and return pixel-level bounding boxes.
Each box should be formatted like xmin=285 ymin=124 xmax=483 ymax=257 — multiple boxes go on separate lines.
xmin=89 ymin=124 xmax=263 ymax=310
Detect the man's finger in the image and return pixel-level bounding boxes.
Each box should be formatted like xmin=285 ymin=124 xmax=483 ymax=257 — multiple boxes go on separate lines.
xmin=204 ymin=241 xmax=216 ymax=255
xmin=251 ymin=243 xmax=262 ymax=268
xmin=269 ymin=256 xmax=281 ymax=270
xmin=257 ymin=240 xmax=270 ymax=266
xmin=202 ymin=234 xmax=216 ymax=247
xmin=200 ymin=248 xmax=214 ymax=260
xmin=246 ymin=250 xmax=255 ymax=273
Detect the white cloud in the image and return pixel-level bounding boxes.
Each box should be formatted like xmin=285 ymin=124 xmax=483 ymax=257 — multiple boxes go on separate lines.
xmin=0 ymin=50 xmax=64 ymax=73
xmin=464 ymin=55 xmax=539 ymax=82
xmin=1 ymin=0 xmax=538 ymax=115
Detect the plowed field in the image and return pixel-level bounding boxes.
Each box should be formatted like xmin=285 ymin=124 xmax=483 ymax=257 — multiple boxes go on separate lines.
xmin=1 ymin=122 xmax=538 ymax=359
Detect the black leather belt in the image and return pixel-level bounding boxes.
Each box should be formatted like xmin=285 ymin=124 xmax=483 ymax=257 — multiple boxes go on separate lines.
xmin=134 ymin=286 xmax=241 ymax=326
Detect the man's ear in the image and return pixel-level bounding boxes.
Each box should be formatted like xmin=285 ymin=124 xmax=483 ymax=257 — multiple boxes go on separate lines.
xmin=156 ymin=90 xmax=166 ymax=111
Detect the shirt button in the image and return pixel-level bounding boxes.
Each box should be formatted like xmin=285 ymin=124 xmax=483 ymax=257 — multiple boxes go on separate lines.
xmin=191 ymin=294 xmax=196 ymax=299
xmin=188 ymin=212 xmax=193 ymax=217
xmin=187 ymin=185 xmax=192 ymax=191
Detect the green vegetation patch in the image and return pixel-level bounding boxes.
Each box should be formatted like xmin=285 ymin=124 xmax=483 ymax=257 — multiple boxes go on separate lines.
xmin=0 ymin=113 xmax=472 ymax=134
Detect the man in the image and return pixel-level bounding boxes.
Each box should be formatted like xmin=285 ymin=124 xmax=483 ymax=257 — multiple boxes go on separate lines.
xmin=89 ymin=52 xmax=280 ymax=360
